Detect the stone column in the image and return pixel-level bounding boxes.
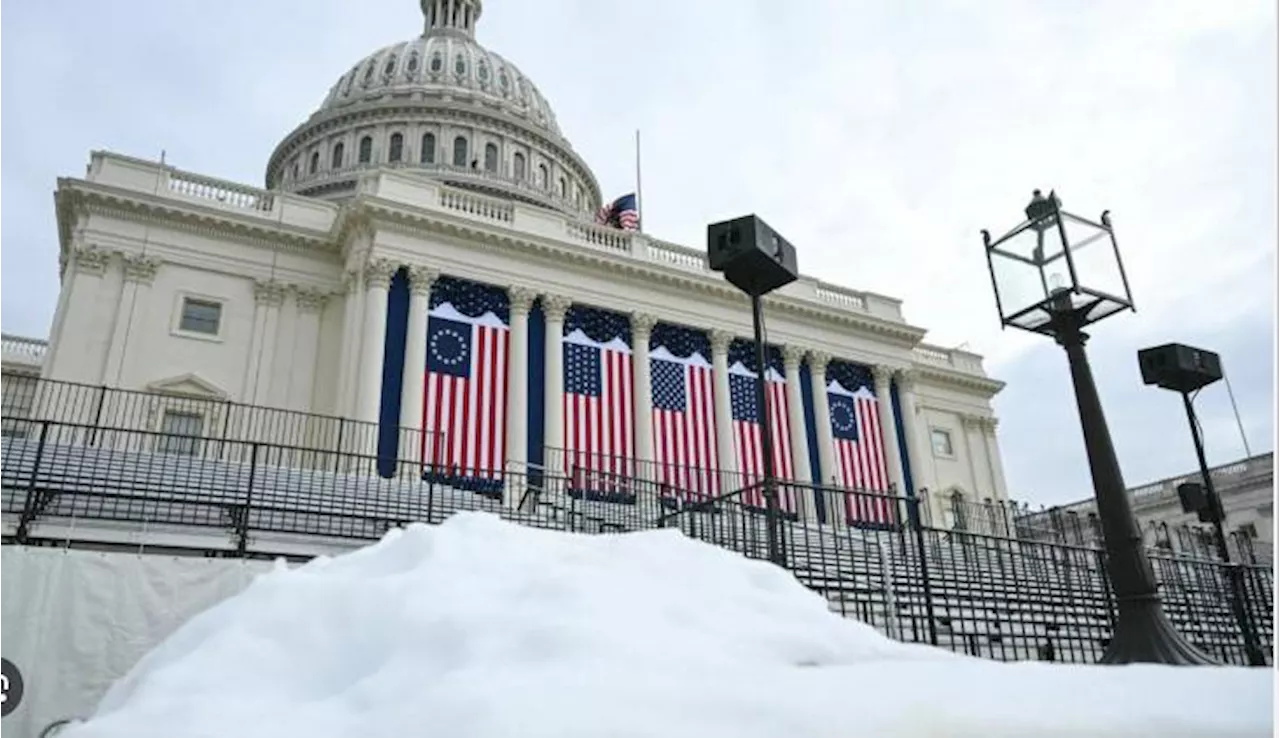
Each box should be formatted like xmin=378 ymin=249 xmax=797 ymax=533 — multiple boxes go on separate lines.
xmin=504 ymin=286 xmax=536 ymax=506
xmin=290 ymin=288 xmax=328 ymax=413
xmin=894 ymin=369 xmax=927 ymax=495
xmin=808 ymin=351 xmax=836 ymax=487
xmin=631 ymin=312 xmax=658 ymax=481
xmin=782 ymin=345 xmax=815 ymax=520
xmin=103 ymin=254 xmax=161 ymax=388
xmin=960 ymin=414 xmax=985 ymax=498
xmin=399 ymin=266 xmax=439 ymax=468
xmin=248 ymin=280 xmax=287 ymax=410
xmin=981 ymin=417 xmax=1010 ymax=501
xmin=356 ymin=259 xmax=397 ymax=431
xmin=44 ymin=245 xmax=112 ymax=383
xmin=541 ymin=294 xmax=572 ymax=475
xmin=334 ymin=270 xmax=364 ymax=420
xmin=872 ymin=365 xmax=907 ymax=496
xmin=709 ymin=329 xmax=738 ymax=493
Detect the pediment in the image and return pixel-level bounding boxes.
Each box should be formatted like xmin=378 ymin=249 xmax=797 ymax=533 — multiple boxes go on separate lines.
xmin=145 ymin=373 xmax=228 ymax=400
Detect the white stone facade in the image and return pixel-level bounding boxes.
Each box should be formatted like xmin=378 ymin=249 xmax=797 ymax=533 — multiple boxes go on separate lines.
xmin=16 ymin=0 xmax=1011 ymax=526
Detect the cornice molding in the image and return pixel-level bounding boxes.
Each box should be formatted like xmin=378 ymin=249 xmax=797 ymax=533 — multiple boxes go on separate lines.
xmin=355 ymin=198 xmax=927 ymax=349
xmin=913 ymin=364 xmax=1006 ymax=397
xmin=55 ymin=184 xmax=337 ymax=265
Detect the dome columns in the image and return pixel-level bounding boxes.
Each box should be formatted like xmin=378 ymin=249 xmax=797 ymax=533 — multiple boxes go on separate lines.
xmin=421 ymin=0 xmax=483 ymax=38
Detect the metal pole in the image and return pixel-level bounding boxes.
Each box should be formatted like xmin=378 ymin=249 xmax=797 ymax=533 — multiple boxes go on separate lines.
xmin=1181 ymin=391 xmax=1267 ymax=666
xmin=750 ymin=293 xmax=784 ymax=567
xmin=1051 ymin=299 xmax=1215 ymax=664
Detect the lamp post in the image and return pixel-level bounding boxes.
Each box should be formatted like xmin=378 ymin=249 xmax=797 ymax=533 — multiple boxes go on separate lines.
xmin=981 ymin=190 xmax=1215 ymax=665
xmin=1137 ymin=342 xmax=1267 ymax=665
xmin=707 ymin=215 xmax=800 ymax=568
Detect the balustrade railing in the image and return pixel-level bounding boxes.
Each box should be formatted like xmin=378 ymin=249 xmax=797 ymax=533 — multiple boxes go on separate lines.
xmin=1 ymin=334 xmax=47 ymax=365
xmin=167 ymin=170 xmax=275 ymax=212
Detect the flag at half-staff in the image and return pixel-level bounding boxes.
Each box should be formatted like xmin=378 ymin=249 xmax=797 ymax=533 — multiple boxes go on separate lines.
xmin=595 ymin=192 xmax=640 ymax=231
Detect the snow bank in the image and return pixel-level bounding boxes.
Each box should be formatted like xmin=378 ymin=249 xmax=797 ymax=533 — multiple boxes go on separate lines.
xmin=62 ymin=512 xmax=1272 ymax=738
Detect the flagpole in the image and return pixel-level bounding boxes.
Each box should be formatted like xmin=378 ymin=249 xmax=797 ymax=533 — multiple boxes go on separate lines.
xmin=635 ymin=129 xmax=643 ymax=232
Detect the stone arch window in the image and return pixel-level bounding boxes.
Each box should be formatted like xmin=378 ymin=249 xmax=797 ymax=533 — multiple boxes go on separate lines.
xmin=484 ymin=142 xmax=498 ymax=172
xmin=558 ymin=176 xmax=567 ymax=198
xmin=383 ymin=54 xmax=398 ymax=80
xmin=538 ymin=163 xmax=548 ymax=188
xmin=430 ymin=53 xmax=443 ymax=73
xmin=389 ymin=133 xmax=404 ymax=163
xmin=291 ymin=161 xmax=299 ymax=181
xmin=363 ymin=61 xmax=377 ymax=87
xmin=406 ymin=52 xmax=420 ymax=78
xmin=359 ymin=135 xmax=373 ymax=164
xmin=331 ymin=141 xmax=345 ymax=169
xmin=454 ymin=54 xmax=467 ymax=76
xmin=453 ymin=136 xmax=468 ymax=167
xmin=342 ymin=71 xmax=356 ymax=95
xmin=498 ymin=69 xmax=510 ymax=94
xmin=513 ymin=152 xmax=526 ymax=180
xmin=421 ymin=133 xmax=436 ymax=164
xmin=478 ymin=62 xmax=489 ymax=83
xmin=309 ymin=150 xmax=320 ymax=174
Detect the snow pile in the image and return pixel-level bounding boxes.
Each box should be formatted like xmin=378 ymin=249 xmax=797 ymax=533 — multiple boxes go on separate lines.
xmin=63 ymin=513 xmax=1272 ymax=738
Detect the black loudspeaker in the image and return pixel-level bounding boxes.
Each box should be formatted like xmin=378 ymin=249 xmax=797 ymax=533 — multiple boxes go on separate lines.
xmin=1137 ymin=343 xmax=1223 ymax=394
xmin=706 ymin=214 xmax=799 ymax=297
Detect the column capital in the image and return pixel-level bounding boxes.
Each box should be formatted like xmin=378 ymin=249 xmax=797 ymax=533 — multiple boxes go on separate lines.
xmin=781 ymin=345 xmax=807 ymax=371
xmin=895 ymin=367 xmax=919 ymax=392
xmin=406 ymin=265 xmax=440 ymax=296
xmin=73 ymin=245 xmax=112 ymax=277
xmin=807 ymin=350 xmax=832 ymax=373
xmin=962 ymin=414 xmax=993 ymax=430
xmin=295 ymin=287 xmax=329 ymax=314
xmin=508 ymin=285 xmax=537 ymax=315
xmin=709 ymin=329 xmax=733 ymax=355
xmin=630 ymin=312 xmax=659 ymax=336
xmin=363 ymin=258 xmax=397 ymax=289
xmin=871 ymin=364 xmax=896 ymax=388
xmin=122 ymin=254 xmax=161 ymax=284
xmin=254 ymin=279 xmax=288 ymax=307
xmin=542 ymin=294 xmax=572 ymax=321
xmin=341 ymin=269 xmax=361 ymax=293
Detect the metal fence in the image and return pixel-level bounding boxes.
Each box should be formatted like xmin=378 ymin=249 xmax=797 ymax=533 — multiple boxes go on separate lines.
xmin=1 ymin=415 xmax=1271 ymax=666
xmin=926 ymin=492 xmax=1271 ymax=565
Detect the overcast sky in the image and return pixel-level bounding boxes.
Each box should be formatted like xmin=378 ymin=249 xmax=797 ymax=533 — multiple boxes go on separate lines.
xmin=2 ymin=0 xmax=1275 ymax=507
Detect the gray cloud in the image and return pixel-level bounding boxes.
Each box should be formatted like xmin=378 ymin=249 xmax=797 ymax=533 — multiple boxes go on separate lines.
xmin=2 ymin=0 xmax=1273 ymax=506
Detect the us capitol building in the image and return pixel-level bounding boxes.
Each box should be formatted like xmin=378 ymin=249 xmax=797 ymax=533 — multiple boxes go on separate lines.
xmin=5 ymin=0 xmax=1009 ymax=531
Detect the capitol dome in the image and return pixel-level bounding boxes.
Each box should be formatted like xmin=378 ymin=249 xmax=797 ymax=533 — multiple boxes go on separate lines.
xmin=265 ymin=0 xmax=601 ymax=216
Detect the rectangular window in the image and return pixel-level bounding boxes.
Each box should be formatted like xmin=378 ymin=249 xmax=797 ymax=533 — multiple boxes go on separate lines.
xmin=156 ymin=410 xmax=204 ymax=456
xmin=931 ymin=428 xmax=954 ymax=457
xmin=179 ymin=297 xmax=222 ymax=336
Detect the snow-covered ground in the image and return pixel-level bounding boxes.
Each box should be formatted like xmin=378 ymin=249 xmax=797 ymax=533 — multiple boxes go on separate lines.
xmin=60 ymin=513 xmax=1272 ymax=738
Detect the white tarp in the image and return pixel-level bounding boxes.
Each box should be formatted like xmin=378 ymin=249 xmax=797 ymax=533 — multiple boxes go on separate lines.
xmin=2 ymin=546 xmax=276 ymax=738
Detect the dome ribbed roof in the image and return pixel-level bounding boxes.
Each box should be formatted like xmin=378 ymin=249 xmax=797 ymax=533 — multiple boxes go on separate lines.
xmin=316 ymin=33 xmax=563 ymax=138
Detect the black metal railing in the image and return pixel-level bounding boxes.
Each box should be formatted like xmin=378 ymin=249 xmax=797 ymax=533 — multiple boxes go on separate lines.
xmin=1 ymin=390 xmax=1273 ymax=666
xmin=654 ymin=479 xmax=1272 ymax=665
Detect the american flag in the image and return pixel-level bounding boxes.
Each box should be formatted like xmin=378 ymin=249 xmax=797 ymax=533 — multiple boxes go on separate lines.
xmin=728 ymin=361 xmax=797 ymax=513
xmin=563 ymin=306 xmax=634 ymax=493
xmin=422 ymin=279 xmax=509 ymax=490
xmin=649 ymin=325 xmax=719 ymax=500
xmin=595 ymin=192 xmax=639 ymax=231
xmin=827 ymin=376 xmax=895 ymax=526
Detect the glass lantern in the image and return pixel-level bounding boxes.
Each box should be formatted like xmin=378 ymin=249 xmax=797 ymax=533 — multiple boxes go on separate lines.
xmin=982 ymin=190 xmax=1135 ymax=335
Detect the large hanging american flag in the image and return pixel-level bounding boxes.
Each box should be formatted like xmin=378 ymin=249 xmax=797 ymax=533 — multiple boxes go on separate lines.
xmin=563 ymin=306 xmax=634 ymax=494
xmin=827 ymin=361 xmax=894 ymax=526
xmin=649 ymin=323 xmax=719 ymax=500
xmin=727 ymin=349 xmax=796 ymax=514
xmin=422 ymin=278 xmax=509 ymax=491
